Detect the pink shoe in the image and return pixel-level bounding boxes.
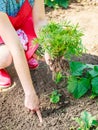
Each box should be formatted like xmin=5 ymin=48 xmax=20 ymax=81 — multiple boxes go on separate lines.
xmin=28 ymin=58 xmax=39 ymax=69
xmin=0 ymin=69 xmax=11 ymax=89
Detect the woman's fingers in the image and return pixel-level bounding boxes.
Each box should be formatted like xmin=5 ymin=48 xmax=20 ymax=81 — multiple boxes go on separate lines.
xmin=36 ymin=110 xmax=43 ymax=123
xmin=44 ymin=51 xmax=51 ymax=65
xmin=28 ymin=108 xmax=43 ymax=123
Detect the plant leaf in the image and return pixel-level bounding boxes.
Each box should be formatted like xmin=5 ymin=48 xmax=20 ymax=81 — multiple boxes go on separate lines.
xmin=58 ymin=0 xmax=69 ymax=8
xmin=67 ymin=77 xmax=91 ymax=98
xmin=81 ymin=111 xmax=96 ymax=128
xmin=91 ymin=76 xmax=98 ymax=94
xmin=55 ymin=72 xmax=65 ymax=84
xmin=69 ymin=61 xmax=87 ymax=76
xmin=50 ymin=90 xmax=61 ymax=103
xmin=67 ymin=76 xmax=78 ymax=93
xmin=74 ymin=117 xmax=84 ymax=127
xmin=50 ymin=95 xmax=60 ymax=103
xmin=92 ymin=120 xmax=98 ymax=126
xmin=74 ymin=78 xmax=90 ymax=98
xmin=88 ymin=65 xmax=98 ymax=78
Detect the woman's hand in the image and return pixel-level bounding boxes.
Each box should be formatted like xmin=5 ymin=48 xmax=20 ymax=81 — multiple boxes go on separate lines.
xmin=25 ymin=92 xmax=42 ymax=123
xmin=44 ymin=51 xmax=61 ymax=72
xmin=44 ymin=51 xmax=54 ymax=71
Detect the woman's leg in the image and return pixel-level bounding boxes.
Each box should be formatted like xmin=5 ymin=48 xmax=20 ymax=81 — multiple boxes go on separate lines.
xmin=0 ymin=44 xmax=12 ymax=88
xmin=0 ymin=44 xmax=12 ymax=68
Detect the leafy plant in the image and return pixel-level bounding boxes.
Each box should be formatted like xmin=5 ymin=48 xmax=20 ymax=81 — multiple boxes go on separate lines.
xmin=34 ymin=20 xmax=98 ymax=98
xmin=34 ymin=21 xmax=98 ymax=99
xmin=34 ymin=21 xmax=84 ymax=59
xmin=67 ymin=76 xmax=91 ymax=98
xmin=67 ymin=61 xmax=98 ymax=98
xmin=50 ymin=90 xmax=61 ymax=103
xmin=73 ymin=111 xmax=98 ymax=130
xmin=54 ymin=72 xmax=66 ymax=84
xmin=69 ymin=61 xmax=88 ymax=76
xmin=44 ymin=0 xmax=69 ymax=9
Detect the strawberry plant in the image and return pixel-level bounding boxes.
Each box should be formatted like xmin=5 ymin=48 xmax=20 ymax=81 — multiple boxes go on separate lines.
xmin=73 ymin=111 xmax=98 ymax=130
xmin=50 ymin=90 xmax=61 ymax=103
xmin=44 ymin=0 xmax=69 ymax=9
xmin=67 ymin=61 xmax=98 ymax=98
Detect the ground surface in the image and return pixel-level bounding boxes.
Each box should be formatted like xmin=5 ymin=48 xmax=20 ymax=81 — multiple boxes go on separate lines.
xmin=0 ymin=3 xmax=98 ymax=130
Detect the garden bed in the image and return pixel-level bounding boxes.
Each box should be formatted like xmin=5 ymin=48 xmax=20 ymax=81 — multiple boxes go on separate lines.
xmin=0 ymin=3 xmax=98 ymax=130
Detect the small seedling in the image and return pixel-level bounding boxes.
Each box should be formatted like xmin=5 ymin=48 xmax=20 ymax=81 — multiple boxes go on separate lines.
xmin=73 ymin=111 xmax=98 ymax=130
xmin=54 ymin=72 xmax=66 ymax=84
xmin=50 ymin=90 xmax=61 ymax=104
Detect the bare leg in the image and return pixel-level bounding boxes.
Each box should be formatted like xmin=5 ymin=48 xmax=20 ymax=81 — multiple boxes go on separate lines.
xmin=0 ymin=44 xmax=13 ymax=89
xmin=0 ymin=44 xmax=13 ymax=69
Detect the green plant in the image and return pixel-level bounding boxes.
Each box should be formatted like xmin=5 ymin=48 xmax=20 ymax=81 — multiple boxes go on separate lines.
xmin=50 ymin=90 xmax=61 ymax=103
xmin=35 ymin=21 xmax=98 ymax=100
xmin=67 ymin=61 xmax=98 ymax=98
xmin=44 ymin=0 xmax=69 ymax=9
xmin=73 ymin=111 xmax=98 ymax=130
xmin=54 ymin=72 xmax=66 ymax=84
xmin=34 ymin=21 xmax=98 ymax=99
xmin=34 ymin=21 xmax=84 ymax=60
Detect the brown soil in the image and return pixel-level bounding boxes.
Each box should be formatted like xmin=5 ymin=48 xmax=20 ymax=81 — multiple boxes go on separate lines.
xmin=0 ymin=3 xmax=98 ymax=130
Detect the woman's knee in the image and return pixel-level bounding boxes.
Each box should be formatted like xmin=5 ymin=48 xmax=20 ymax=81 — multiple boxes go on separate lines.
xmin=0 ymin=45 xmax=13 ymax=68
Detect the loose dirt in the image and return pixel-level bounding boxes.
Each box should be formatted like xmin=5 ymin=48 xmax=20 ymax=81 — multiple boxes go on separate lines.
xmin=0 ymin=3 xmax=98 ymax=130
